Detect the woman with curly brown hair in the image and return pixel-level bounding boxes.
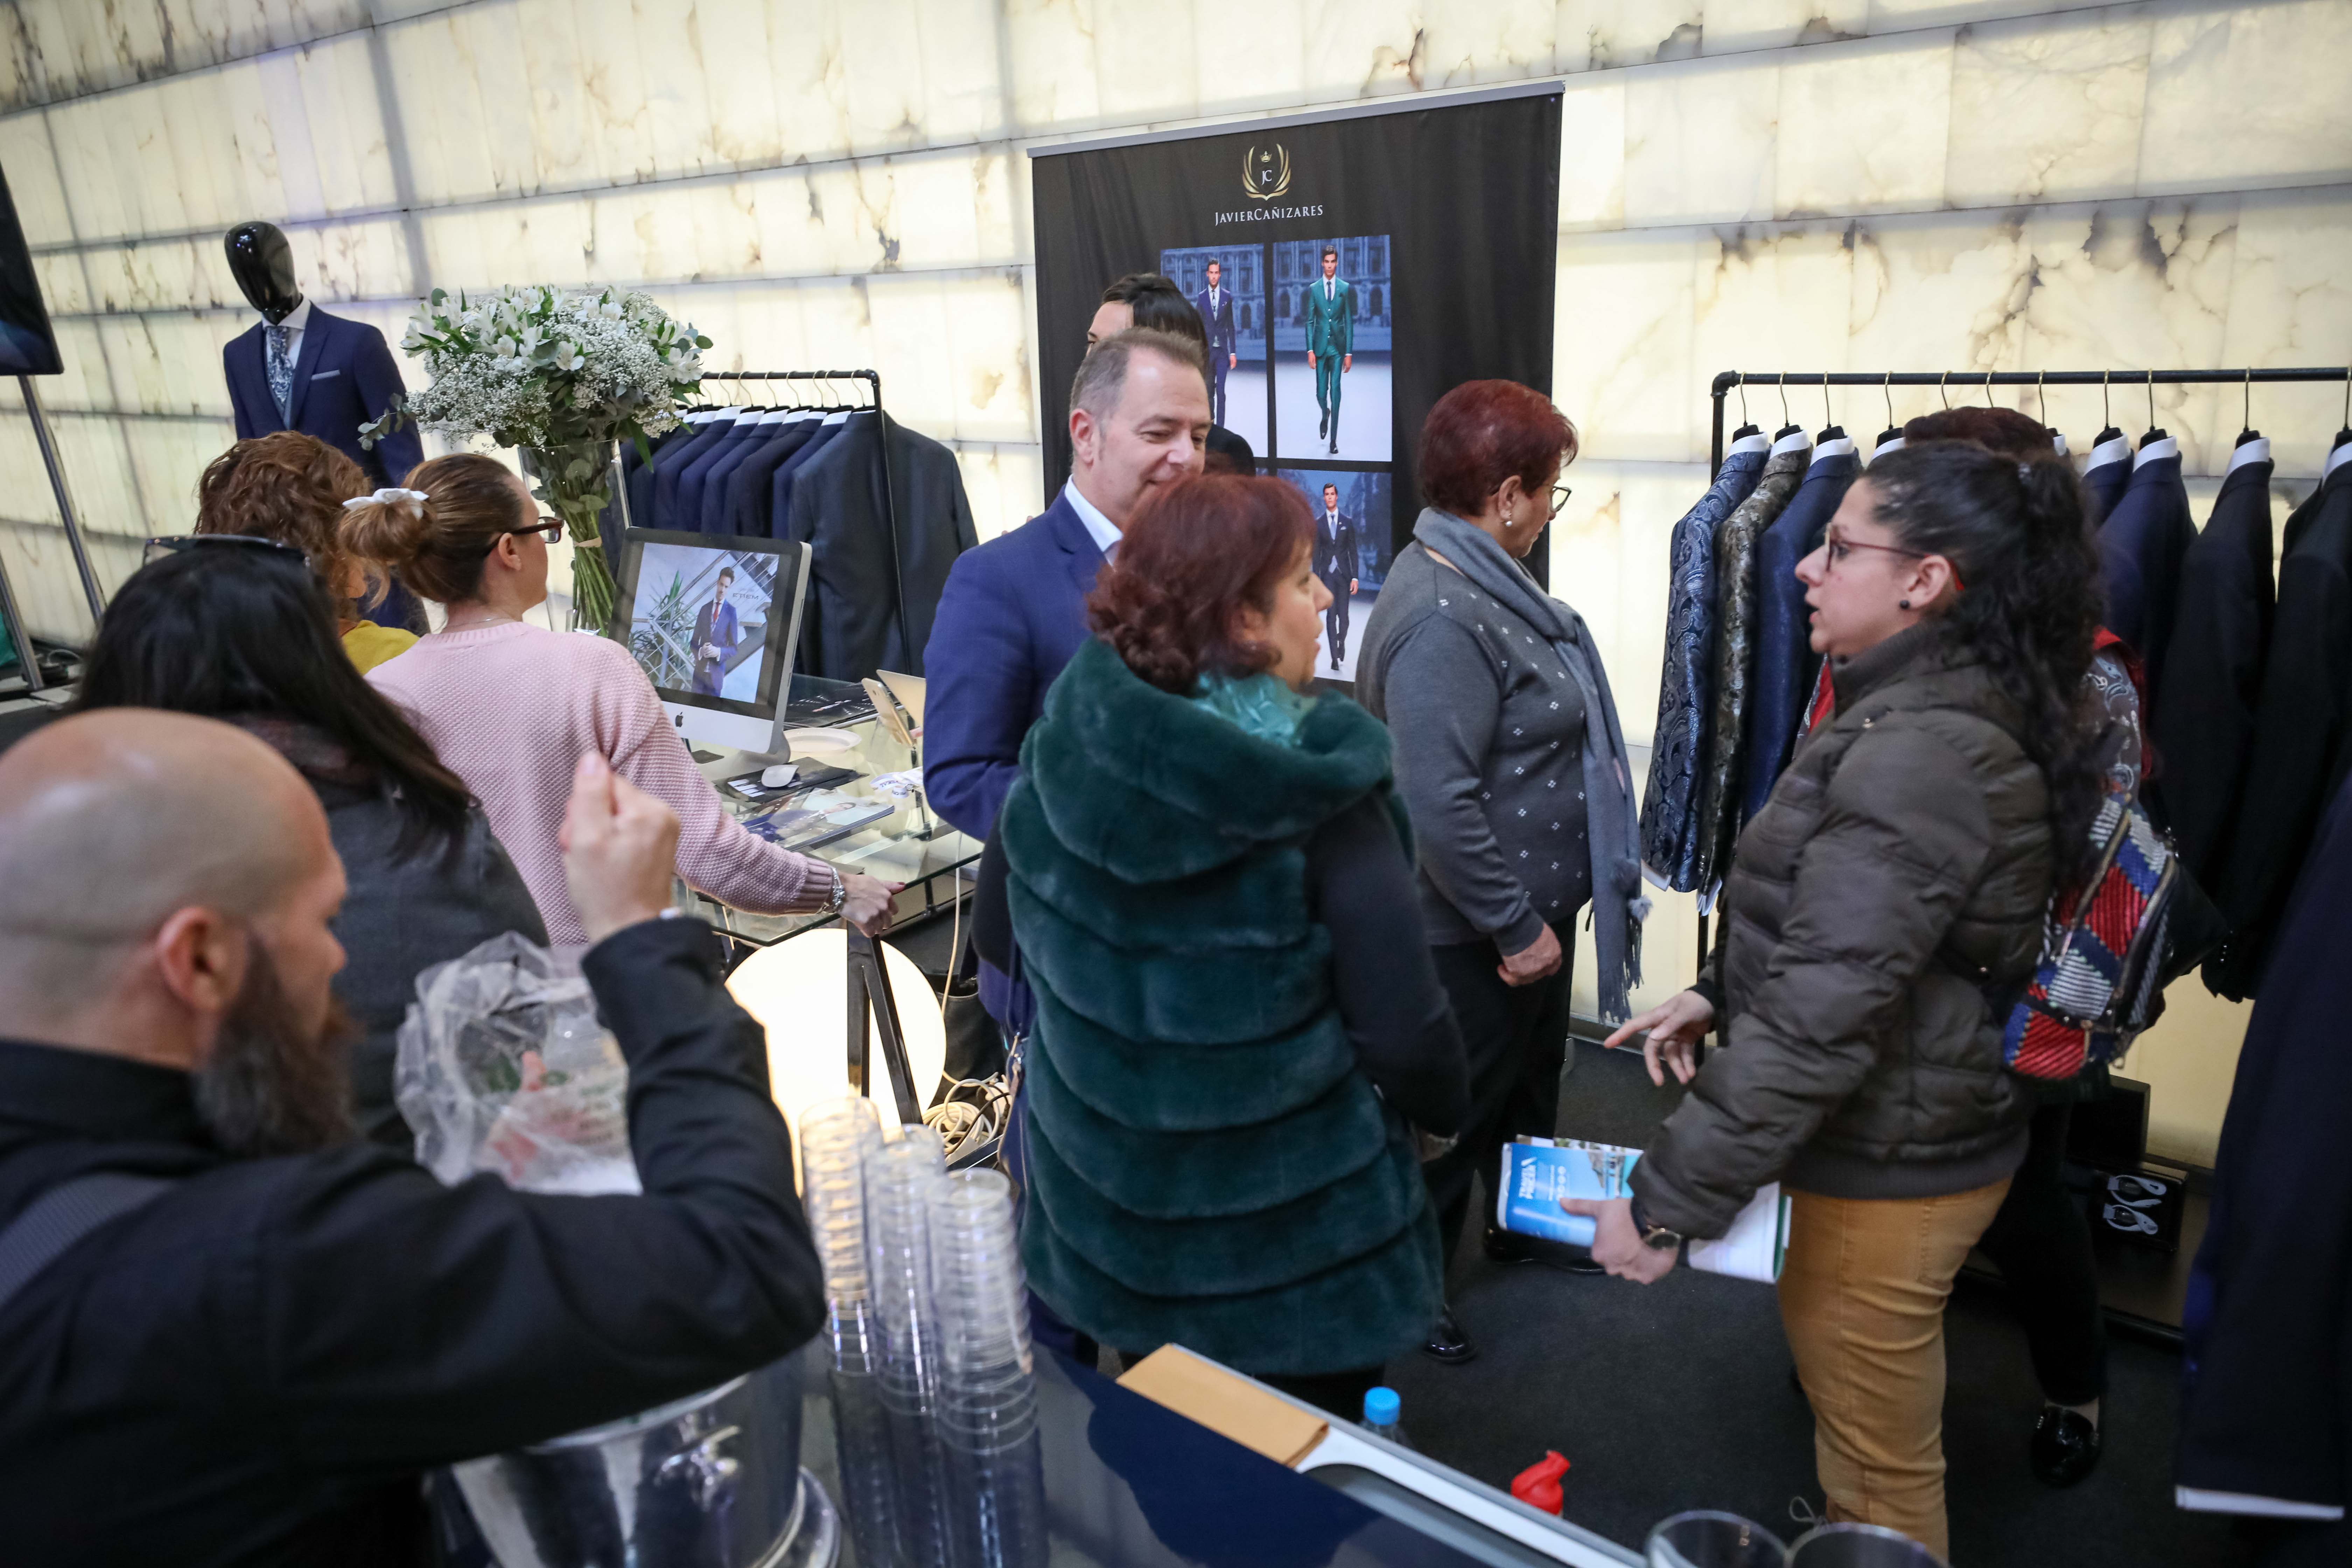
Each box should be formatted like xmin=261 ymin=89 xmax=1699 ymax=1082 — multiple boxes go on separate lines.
xmin=194 ymin=431 xmax=421 ymax=673
xmin=1001 ymin=471 xmax=1466 ymax=1414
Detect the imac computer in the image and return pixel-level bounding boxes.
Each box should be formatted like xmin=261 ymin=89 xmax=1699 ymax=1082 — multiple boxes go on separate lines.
xmin=607 ymin=528 xmax=811 ymax=758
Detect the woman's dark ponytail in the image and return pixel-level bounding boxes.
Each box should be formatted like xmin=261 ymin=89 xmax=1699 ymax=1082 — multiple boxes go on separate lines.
xmin=1864 ymin=440 xmax=2107 ymax=883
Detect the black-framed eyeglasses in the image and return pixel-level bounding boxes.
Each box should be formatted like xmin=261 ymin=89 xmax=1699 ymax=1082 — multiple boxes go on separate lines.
xmin=1823 ymin=533 xmax=1930 ymax=569
xmin=143 ymin=533 xmax=309 ymax=569
xmin=476 ymin=517 xmax=564 ymax=555
xmin=1549 ymin=484 xmax=1573 ymax=518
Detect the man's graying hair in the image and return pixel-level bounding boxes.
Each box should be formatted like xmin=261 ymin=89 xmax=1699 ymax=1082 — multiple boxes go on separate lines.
xmin=1071 ymin=328 xmax=1207 ymax=422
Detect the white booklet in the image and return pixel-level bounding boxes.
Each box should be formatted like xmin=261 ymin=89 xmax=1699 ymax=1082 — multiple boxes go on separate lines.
xmin=1495 ymin=1136 xmax=1791 ymax=1284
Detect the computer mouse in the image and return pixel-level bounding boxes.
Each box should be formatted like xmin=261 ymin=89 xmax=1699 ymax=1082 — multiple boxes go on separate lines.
xmin=761 ymin=764 xmax=798 ymax=789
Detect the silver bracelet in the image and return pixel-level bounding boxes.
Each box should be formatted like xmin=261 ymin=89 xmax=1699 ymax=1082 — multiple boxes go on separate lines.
xmin=825 ymin=865 xmax=847 ymax=915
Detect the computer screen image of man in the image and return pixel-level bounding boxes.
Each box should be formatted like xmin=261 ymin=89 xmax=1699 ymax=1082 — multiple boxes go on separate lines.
xmin=626 ymin=545 xmax=774 ymax=704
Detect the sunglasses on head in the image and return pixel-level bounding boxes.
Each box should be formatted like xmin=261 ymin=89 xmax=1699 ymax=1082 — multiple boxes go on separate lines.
xmin=143 ymin=533 xmax=310 ymax=569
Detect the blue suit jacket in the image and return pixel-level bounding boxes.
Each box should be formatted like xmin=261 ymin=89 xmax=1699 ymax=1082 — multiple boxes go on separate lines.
xmin=765 ymin=419 xmax=849 ymax=538
xmin=720 ymin=416 xmax=820 ymax=537
xmin=675 ymin=422 xmax=758 ymax=531
xmin=225 ymin=307 xmax=423 ymax=490
xmin=1742 ymin=441 xmax=1859 ymax=822
xmin=922 ymin=491 xmax=1104 ymax=843
xmin=2098 ymin=440 xmax=2194 ymax=694
xmin=2082 ymin=433 xmax=2132 ymax=527
xmin=650 ymin=419 xmax=737 ymax=527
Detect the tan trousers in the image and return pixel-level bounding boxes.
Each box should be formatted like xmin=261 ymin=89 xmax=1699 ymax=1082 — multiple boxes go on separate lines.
xmin=1777 ymin=1179 xmax=2012 ymax=1562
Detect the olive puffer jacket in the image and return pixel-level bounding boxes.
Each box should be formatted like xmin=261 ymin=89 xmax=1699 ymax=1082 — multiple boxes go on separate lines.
xmin=1632 ymin=621 xmax=2052 ymax=1239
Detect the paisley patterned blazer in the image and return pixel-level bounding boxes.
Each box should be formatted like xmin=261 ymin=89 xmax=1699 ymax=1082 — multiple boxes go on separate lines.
xmin=1638 ymin=436 xmax=1768 ymax=891
xmin=1694 ymin=439 xmax=1811 ymax=894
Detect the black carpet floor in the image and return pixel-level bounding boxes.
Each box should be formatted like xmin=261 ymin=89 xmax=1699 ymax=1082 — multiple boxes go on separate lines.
xmin=1379 ymin=1040 xmax=2255 ymax=1567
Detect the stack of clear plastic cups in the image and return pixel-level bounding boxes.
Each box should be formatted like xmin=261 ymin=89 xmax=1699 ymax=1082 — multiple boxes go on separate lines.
xmin=929 ymin=1169 xmax=1048 ymax=1568
xmin=865 ymin=1126 xmax=954 ymax=1568
xmin=797 ymin=1097 xmax=897 ymax=1568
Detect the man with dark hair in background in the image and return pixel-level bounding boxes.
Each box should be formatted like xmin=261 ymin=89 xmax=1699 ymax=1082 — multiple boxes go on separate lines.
xmin=691 ymin=564 xmax=741 ymax=696
xmin=0 ymin=713 xmax=825 ymax=1564
xmin=1304 ymin=245 xmax=1354 ymax=455
xmin=1194 ymin=259 xmax=1239 ymax=426
xmin=1314 ymin=481 xmax=1360 ymax=670
xmin=1089 ymin=272 xmax=1255 ymax=474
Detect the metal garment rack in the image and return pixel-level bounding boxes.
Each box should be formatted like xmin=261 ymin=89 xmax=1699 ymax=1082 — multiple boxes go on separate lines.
xmin=0 ymin=374 xmax=107 ymax=693
xmin=689 ymin=368 xmax=908 ymax=645
xmin=1689 ymin=365 xmax=2352 ymax=982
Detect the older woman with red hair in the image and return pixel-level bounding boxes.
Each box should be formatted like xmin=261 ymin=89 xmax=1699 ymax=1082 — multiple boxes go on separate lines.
xmin=1001 ymin=472 xmax=1466 ymax=1414
xmin=1356 ymin=379 xmax=1647 ymax=1366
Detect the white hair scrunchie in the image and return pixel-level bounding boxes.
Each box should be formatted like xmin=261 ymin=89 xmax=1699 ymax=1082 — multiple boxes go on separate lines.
xmin=344 ymin=486 xmax=427 ymax=516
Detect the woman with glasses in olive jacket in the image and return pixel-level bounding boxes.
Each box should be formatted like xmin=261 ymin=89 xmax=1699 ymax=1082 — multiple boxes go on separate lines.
xmin=1570 ymin=441 xmax=2107 ymax=1560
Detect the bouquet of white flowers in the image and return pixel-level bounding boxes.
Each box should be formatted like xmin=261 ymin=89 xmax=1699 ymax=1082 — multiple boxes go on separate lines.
xmin=363 ymin=285 xmax=710 ymax=629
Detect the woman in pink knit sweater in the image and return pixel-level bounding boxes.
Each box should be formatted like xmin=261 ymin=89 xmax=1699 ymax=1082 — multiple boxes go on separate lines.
xmin=346 ymin=453 xmax=896 ymax=947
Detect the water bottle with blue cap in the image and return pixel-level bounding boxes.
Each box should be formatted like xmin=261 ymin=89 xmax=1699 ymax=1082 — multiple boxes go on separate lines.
xmin=1362 ymin=1386 xmax=1413 ymax=1450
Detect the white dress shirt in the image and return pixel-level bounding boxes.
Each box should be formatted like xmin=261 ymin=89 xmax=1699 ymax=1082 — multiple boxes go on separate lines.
xmin=1063 ymin=479 xmax=1122 ymax=562
xmin=268 ymin=296 xmax=313 ymax=363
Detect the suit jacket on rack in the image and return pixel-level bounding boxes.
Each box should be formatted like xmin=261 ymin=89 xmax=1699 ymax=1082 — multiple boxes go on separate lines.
xmin=225 ymin=307 xmax=424 ymax=491
xmin=2150 ymin=440 xmax=2275 ymax=884
xmin=1694 ymin=435 xmax=1811 ymax=894
xmin=650 ymin=416 xmax=737 ymax=526
xmin=2097 ymin=435 xmax=2196 ymax=699
xmin=2210 ymin=452 xmax=2352 ymax=998
xmin=624 ymin=422 xmax=698 ymax=526
xmin=779 ymin=412 xmax=976 ymax=682
xmin=762 ymin=417 xmax=850 ymax=538
xmin=2081 ymin=431 xmax=2132 ymax=526
xmin=1640 ymin=434 xmax=1768 ymax=890
xmin=696 ymin=416 xmax=790 ymax=533
xmin=675 ymin=421 xmax=761 ymax=530
xmin=1743 ymin=436 xmax=1858 ymax=825
xmin=719 ymin=414 xmax=822 ymax=537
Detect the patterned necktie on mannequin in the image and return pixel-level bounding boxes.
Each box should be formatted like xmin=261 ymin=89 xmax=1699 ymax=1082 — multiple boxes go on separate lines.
xmin=265 ymin=322 xmax=293 ymax=423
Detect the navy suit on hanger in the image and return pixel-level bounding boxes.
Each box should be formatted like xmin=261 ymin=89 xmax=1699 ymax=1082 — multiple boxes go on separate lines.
xmin=2097 ymin=435 xmax=2195 ymax=697
xmin=764 ymin=418 xmax=850 ymax=538
xmin=650 ymin=419 xmax=736 ymax=527
xmin=2081 ymin=432 xmax=2133 ymax=526
xmin=720 ymin=416 xmax=821 ymax=537
xmin=2151 ymin=441 xmax=2275 ymax=883
xmin=1742 ymin=436 xmax=1858 ymax=823
xmin=675 ymin=422 xmax=759 ymax=531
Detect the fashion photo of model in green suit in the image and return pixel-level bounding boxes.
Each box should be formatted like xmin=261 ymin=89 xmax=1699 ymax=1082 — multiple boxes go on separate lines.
xmin=1303 ymin=246 xmax=1353 ymax=454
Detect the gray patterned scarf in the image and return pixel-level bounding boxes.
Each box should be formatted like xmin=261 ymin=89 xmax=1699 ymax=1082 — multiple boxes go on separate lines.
xmin=1415 ymin=508 xmax=1650 ymax=1022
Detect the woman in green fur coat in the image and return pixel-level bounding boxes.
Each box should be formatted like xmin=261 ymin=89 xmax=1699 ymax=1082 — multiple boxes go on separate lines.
xmin=1002 ymin=473 xmax=1469 ymax=1415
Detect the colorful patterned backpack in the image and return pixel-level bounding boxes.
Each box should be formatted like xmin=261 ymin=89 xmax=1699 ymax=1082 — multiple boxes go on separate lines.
xmin=2001 ymin=788 xmax=2178 ymax=1080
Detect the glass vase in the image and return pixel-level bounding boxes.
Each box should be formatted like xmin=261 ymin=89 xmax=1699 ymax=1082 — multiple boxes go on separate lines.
xmin=520 ymin=440 xmax=620 ymax=633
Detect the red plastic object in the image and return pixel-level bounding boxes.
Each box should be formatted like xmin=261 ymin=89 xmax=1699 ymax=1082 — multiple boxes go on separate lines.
xmin=1510 ymin=1451 xmax=1570 ymax=1514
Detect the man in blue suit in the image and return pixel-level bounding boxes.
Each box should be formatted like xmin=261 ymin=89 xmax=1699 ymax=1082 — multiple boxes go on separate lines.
xmin=1193 ymin=259 xmax=1239 ymax=427
xmin=924 ymin=327 xmax=1210 ymax=994
xmin=690 ymin=567 xmax=742 ymax=695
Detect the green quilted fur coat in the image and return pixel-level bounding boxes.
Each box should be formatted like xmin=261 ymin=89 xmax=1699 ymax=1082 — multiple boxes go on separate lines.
xmin=1002 ymin=638 xmax=1443 ymax=1376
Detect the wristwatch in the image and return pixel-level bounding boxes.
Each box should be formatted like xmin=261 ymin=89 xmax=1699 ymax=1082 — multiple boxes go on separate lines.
xmin=1629 ymin=1195 xmax=1686 ymax=1252
xmin=825 ymin=866 xmax=848 ymax=916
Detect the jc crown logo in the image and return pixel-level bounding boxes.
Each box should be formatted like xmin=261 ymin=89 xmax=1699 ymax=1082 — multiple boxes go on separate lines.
xmin=1244 ymin=142 xmax=1292 ymax=201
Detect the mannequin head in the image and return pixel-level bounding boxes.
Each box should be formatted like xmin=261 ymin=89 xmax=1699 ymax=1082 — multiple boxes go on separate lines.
xmin=226 ymin=222 xmax=303 ymax=322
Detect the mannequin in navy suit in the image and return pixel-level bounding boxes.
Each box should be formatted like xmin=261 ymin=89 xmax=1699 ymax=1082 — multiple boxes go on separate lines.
xmin=222 ymin=223 xmax=425 ymax=629
xmin=222 ymin=224 xmax=422 ymax=492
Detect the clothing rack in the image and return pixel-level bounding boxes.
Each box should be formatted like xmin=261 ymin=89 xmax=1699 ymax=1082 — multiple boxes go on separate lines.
xmin=687 ymin=368 xmax=907 ymax=644
xmin=1688 ymin=365 xmax=2352 ymax=984
xmin=1708 ymin=368 xmax=2352 ymax=474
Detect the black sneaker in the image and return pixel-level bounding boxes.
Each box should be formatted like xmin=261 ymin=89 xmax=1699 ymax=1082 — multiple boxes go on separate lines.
xmin=1424 ymin=1306 xmax=1476 ymax=1364
xmin=2030 ymin=1406 xmax=2102 ymax=1488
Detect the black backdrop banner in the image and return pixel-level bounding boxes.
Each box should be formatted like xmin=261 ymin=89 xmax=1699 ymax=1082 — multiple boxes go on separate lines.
xmin=1029 ymin=84 xmax=1563 ymax=585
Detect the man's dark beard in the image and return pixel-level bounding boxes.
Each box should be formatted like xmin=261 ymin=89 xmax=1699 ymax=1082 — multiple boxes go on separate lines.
xmin=193 ymin=939 xmax=358 ymax=1157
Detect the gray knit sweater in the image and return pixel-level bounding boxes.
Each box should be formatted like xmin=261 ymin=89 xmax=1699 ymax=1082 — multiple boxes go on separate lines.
xmin=1355 ymin=543 xmax=1591 ymax=950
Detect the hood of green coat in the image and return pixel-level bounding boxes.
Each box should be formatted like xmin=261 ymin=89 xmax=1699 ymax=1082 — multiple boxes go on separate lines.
xmin=1019 ymin=638 xmax=1395 ymax=884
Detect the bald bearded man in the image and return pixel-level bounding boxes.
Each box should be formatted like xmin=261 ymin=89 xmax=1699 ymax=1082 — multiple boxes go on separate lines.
xmin=0 ymin=713 xmax=825 ymax=1567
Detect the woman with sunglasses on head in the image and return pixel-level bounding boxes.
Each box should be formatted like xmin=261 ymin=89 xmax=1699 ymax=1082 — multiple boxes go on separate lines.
xmin=1574 ymin=440 xmax=2106 ymax=1559
xmin=74 ymin=538 xmax=547 ymax=1151
xmin=1353 ymin=380 xmax=1647 ymax=1369
xmin=347 ymin=453 xmax=896 ymax=947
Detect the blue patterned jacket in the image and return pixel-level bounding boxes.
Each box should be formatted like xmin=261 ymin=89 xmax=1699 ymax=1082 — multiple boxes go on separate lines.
xmin=1638 ymin=435 xmax=1768 ymax=891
